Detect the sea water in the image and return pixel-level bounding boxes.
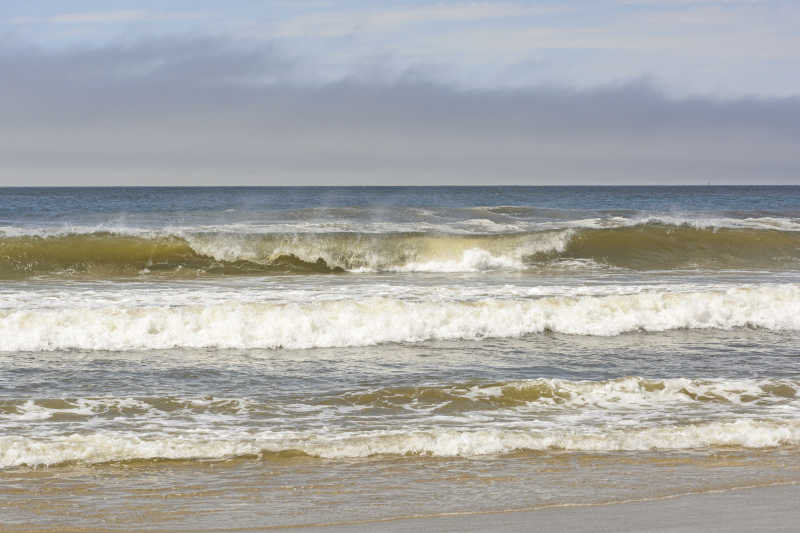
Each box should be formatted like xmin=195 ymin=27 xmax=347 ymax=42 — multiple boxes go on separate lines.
xmin=1 ymin=186 xmax=799 ymax=529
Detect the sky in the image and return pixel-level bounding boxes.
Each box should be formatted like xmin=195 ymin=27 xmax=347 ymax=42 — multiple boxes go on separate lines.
xmin=1 ymin=0 xmax=799 ymax=185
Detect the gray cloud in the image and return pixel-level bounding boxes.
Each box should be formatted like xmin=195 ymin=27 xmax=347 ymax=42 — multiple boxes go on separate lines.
xmin=1 ymin=38 xmax=799 ymax=185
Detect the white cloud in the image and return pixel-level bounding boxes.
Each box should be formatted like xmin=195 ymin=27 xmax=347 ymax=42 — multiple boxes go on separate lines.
xmin=9 ymin=16 xmax=37 ymax=24
xmin=384 ymin=1 xmax=798 ymax=65
xmin=9 ymin=10 xmax=205 ymax=25
xmin=619 ymin=0 xmax=765 ymax=5
xmin=3 ymin=38 xmax=799 ymax=185
xmin=51 ymin=10 xmax=151 ymax=23
xmin=274 ymin=2 xmax=568 ymax=38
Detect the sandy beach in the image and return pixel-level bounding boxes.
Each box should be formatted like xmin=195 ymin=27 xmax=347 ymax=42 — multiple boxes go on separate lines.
xmin=4 ymin=0 xmax=800 ymax=528
xmin=290 ymin=483 xmax=799 ymax=533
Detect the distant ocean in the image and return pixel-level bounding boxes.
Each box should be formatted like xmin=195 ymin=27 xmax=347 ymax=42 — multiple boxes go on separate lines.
xmin=2 ymin=186 xmax=800 ymax=529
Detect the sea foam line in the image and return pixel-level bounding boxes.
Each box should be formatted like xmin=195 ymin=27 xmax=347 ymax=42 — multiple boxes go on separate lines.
xmin=3 ymin=418 xmax=799 ymax=468
xmin=3 ymin=378 xmax=795 ymax=422
xmin=1 ymin=286 xmax=799 ymax=351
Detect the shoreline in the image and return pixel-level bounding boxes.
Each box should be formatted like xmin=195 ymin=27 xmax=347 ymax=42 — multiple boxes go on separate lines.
xmin=277 ymin=482 xmax=800 ymax=533
xmin=8 ymin=480 xmax=799 ymax=533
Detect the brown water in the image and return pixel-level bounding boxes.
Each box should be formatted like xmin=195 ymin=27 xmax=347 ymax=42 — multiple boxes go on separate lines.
xmin=3 ymin=187 xmax=800 ymax=530
xmin=3 ymin=449 xmax=799 ymax=531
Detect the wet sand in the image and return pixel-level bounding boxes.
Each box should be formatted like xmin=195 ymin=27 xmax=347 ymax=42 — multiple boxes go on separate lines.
xmin=291 ymin=483 xmax=799 ymax=533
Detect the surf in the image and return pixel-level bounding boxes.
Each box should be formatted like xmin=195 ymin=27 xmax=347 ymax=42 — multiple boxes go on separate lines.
xmin=3 ymin=222 xmax=800 ymax=278
xmin=4 ymin=418 xmax=799 ymax=468
xmin=3 ymin=285 xmax=799 ymax=351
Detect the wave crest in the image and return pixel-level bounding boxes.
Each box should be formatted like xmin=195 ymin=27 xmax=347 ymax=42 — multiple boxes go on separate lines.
xmin=330 ymin=377 xmax=798 ymax=410
xmin=2 ymin=285 xmax=799 ymax=351
xmin=3 ymin=223 xmax=800 ymax=277
xmin=4 ymin=419 xmax=799 ymax=468
xmin=0 ymin=233 xmax=343 ymax=278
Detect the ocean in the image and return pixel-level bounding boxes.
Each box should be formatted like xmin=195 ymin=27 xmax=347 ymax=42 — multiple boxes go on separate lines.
xmin=2 ymin=186 xmax=799 ymax=530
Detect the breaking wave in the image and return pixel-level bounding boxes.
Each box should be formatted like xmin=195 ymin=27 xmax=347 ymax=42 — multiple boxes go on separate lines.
xmin=3 ymin=222 xmax=800 ymax=278
xmin=4 ymin=377 xmax=794 ymax=421
xmin=2 ymin=285 xmax=799 ymax=351
xmin=325 ymin=376 xmax=799 ymax=410
xmin=3 ymin=419 xmax=799 ymax=468
xmin=3 ymin=376 xmax=797 ymax=467
xmin=0 ymin=233 xmax=343 ymax=279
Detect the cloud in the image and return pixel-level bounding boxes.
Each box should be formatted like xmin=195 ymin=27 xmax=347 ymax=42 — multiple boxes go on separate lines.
xmin=9 ymin=10 xmax=205 ymax=25
xmin=274 ymin=2 xmax=567 ymax=37
xmin=6 ymin=2 xmax=799 ymax=97
xmin=1 ymin=38 xmax=798 ymax=185
xmin=618 ymin=0 xmax=764 ymax=5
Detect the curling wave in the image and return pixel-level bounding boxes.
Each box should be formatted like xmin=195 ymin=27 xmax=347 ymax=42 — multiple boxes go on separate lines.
xmin=0 ymin=232 xmax=344 ymax=279
xmin=3 ymin=222 xmax=800 ymax=278
xmin=2 ymin=285 xmax=799 ymax=351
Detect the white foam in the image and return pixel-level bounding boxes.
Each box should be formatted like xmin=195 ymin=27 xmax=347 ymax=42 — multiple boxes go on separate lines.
xmin=5 ymin=400 xmax=65 ymax=421
xmin=475 ymin=376 xmax=790 ymax=408
xmin=5 ymin=214 xmax=800 ymax=275
xmin=629 ymin=215 xmax=800 ymax=232
xmin=300 ymin=420 xmax=800 ymax=457
xmin=4 ymin=213 xmax=800 ymax=239
xmin=389 ymin=248 xmax=526 ymax=272
xmin=1 ymin=285 xmax=799 ymax=351
xmin=0 ymin=397 xmax=250 ymax=422
xmin=3 ymin=418 xmax=799 ymax=468
xmin=451 ymin=218 xmax=524 ymax=233
xmin=184 ymin=229 xmax=574 ymax=272
xmin=0 ymin=280 xmax=736 ymax=312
